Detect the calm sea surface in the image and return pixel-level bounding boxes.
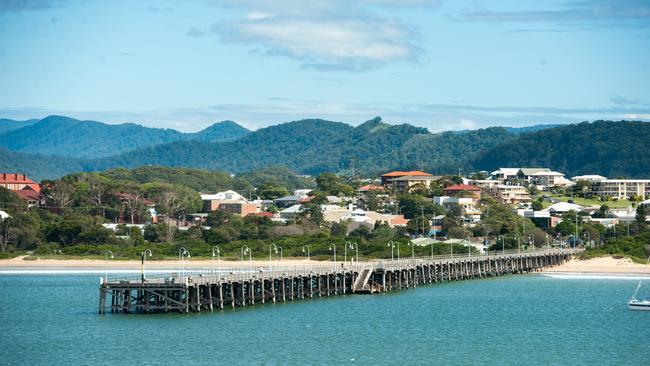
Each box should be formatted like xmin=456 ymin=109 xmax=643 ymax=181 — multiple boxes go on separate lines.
xmin=0 ymin=273 xmax=648 ymax=365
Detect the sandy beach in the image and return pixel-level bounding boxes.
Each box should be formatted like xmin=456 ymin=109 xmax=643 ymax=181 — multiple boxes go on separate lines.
xmin=0 ymin=255 xmax=326 ymax=270
xmin=1 ymin=254 xmax=648 ymax=274
xmin=543 ymin=256 xmax=650 ymax=275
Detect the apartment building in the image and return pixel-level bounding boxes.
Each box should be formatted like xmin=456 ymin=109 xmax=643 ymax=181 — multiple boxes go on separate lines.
xmin=381 ymin=171 xmax=435 ymax=194
xmin=592 ymin=179 xmax=650 ymax=199
xmin=489 ymin=185 xmax=532 ymax=204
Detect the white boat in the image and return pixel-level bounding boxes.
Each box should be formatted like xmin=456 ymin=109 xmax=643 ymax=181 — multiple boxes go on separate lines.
xmin=628 ymin=256 xmax=650 ymax=311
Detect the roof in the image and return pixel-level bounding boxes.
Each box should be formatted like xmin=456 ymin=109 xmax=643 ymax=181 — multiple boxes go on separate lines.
xmin=358 ymin=184 xmax=384 ymax=191
xmin=255 ymin=212 xmax=274 ymax=218
xmin=444 ymin=184 xmax=480 ymax=191
xmin=15 ymin=188 xmax=40 ymax=201
xmin=570 ymin=175 xmax=607 ymax=181
xmin=0 ymin=173 xmax=40 ymax=192
xmin=391 ymin=175 xmax=435 ymax=181
xmin=528 ymin=171 xmax=564 ymax=176
xmin=381 ymin=171 xmax=433 ymax=177
xmin=0 ymin=210 xmax=10 ymax=220
xmin=542 ymin=202 xmax=584 ymax=213
xmin=518 ymin=168 xmax=551 ymax=176
xmin=280 ymin=204 xmax=303 ymax=213
xmin=275 ymin=195 xmax=302 ymax=202
xmin=200 ymin=190 xmax=247 ymax=202
xmin=490 ymin=168 xmax=519 ymax=176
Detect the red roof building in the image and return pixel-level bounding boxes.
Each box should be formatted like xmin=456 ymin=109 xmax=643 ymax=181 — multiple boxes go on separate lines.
xmin=443 ymin=184 xmax=481 ymax=199
xmin=0 ymin=173 xmax=40 ymax=193
xmin=15 ymin=186 xmax=42 ymax=207
xmin=358 ymin=184 xmax=385 ymax=193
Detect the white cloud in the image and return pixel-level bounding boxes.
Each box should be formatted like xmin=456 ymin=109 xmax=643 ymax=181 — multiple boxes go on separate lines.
xmin=212 ymin=1 xmax=424 ymax=71
xmin=459 ymin=119 xmax=477 ymax=130
xmin=620 ymin=114 xmax=650 ymax=120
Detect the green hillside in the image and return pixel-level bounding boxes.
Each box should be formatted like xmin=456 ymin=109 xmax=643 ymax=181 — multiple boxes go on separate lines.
xmin=473 ymin=120 xmax=650 ymax=178
xmin=0 ymin=115 xmax=250 ymax=159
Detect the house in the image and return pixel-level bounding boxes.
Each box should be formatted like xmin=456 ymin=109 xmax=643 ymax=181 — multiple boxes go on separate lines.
xmin=443 ymin=184 xmax=481 ymax=200
xmin=0 ymin=173 xmax=40 ymax=192
xmin=570 ymin=175 xmax=607 ymax=183
xmin=489 ymin=185 xmax=531 ymax=204
xmin=293 ymin=189 xmax=313 ymax=197
xmin=490 ymin=168 xmax=519 ymax=182
xmin=15 ymin=187 xmax=42 ymax=207
xmin=469 ymin=179 xmax=500 ymax=189
xmin=274 ymin=195 xmax=304 ymax=208
xmin=322 ymin=205 xmax=407 ymax=228
xmin=527 ymin=171 xmax=572 ymax=189
xmin=516 ymin=209 xmax=560 ymax=228
xmin=516 ymin=168 xmax=551 ymax=182
xmin=431 ymin=215 xmax=445 ymax=234
xmin=201 ymin=190 xmax=258 ymax=216
xmin=380 ymin=171 xmax=435 ymax=193
xmin=591 ymin=179 xmax=650 ymax=200
xmin=541 ymin=202 xmax=584 ymax=215
xmin=433 ymin=196 xmax=482 ymax=223
xmin=357 ymin=184 xmax=385 ymax=194
xmin=279 ymin=204 xmax=304 ymax=220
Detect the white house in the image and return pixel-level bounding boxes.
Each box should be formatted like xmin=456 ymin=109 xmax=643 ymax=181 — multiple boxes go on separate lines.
xmin=542 ymin=202 xmax=584 ymax=214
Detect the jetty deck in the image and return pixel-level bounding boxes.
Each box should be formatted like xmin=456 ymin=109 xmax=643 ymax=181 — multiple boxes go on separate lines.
xmin=99 ymin=248 xmax=579 ymax=314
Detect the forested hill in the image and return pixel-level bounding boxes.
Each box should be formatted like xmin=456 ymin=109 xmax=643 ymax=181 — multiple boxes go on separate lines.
xmin=0 ymin=115 xmax=250 ymax=159
xmin=472 ymin=120 xmax=650 ymax=178
xmin=0 ymin=117 xmax=648 ymax=180
xmin=89 ymin=117 xmax=513 ymax=176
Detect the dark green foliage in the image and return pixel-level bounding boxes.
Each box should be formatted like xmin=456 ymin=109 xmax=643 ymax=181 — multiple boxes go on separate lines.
xmin=473 ymin=120 xmax=650 ymax=178
xmin=316 ymin=173 xmax=355 ymax=196
xmin=3 ymin=118 xmax=647 ymax=180
xmin=236 ymin=166 xmax=316 ymax=191
xmin=0 ymin=115 xmax=249 ymax=159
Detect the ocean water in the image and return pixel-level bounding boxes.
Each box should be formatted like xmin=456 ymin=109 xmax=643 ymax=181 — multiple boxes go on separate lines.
xmin=0 ymin=273 xmax=648 ymax=365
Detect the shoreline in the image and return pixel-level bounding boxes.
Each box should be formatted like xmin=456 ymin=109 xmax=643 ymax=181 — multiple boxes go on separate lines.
xmin=1 ymin=255 xmax=648 ymax=275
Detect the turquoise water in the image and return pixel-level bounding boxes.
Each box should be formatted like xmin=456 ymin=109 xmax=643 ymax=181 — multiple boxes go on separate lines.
xmin=0 ymin=274 xmax=648 ymax=365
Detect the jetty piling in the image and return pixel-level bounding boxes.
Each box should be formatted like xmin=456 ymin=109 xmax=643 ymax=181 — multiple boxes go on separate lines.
xmin=99 ymin=248 xmax=578 ymax=314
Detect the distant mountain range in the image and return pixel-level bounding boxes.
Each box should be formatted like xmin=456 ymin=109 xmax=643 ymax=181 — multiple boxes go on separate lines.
xmin=0 ymin=115 xmax=647 ymax=180
xmin=0 ymin=115 xmax=250 ymax=158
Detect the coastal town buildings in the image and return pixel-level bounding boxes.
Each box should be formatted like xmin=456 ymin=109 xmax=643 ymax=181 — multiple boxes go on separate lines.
xmin=201 ymin=190 xmax=259 ymax=216
xmin=591 ymin=179 xmax=650 ymax=200
xmin=380 ymin=171 xmax=435 ymax=193
xmin=489 ymin=185 xmax=532 ymax=204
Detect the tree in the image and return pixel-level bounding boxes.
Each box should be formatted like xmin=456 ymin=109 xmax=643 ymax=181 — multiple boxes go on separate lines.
xmin=636 ymin=204 xmax=648 ymax=226
xmin=531 ymin=200 xmax=543 ymax=211
xmin=406 ymin=216 xmax=429 ymax=236
xmin=257 ymin=182 xmax=289 ymax=200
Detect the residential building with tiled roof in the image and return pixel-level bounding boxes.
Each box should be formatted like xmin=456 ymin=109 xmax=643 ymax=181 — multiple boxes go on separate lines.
xmin=0 ymin=173 xmax=40 ymax=192
xmin=381 ymin=171 xmax=435 ymax=193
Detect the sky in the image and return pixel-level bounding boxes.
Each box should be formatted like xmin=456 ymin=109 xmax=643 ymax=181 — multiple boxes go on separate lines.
xmin=1 ymin=0 xmax=649 ymax=132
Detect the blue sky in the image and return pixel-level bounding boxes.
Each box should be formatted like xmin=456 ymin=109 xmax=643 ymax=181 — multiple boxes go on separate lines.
xmin=1 ymin=0 xmax=649 ymax=132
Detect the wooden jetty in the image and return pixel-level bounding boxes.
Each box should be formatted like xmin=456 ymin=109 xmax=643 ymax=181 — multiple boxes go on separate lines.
xmin=98 ymin=248 xmax=579 ymax=314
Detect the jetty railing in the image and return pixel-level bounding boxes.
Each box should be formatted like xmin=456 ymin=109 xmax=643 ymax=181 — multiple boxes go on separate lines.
xmin=99 ymin=248 xmax=581 ymax=314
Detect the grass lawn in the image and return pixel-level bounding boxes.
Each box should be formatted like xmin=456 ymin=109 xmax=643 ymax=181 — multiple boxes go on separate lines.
xmin=545 ymin=194 xmax=634 ymax=209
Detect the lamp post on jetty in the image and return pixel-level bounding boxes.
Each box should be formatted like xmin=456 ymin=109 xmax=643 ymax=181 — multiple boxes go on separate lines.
xmin=351 ymin=242 xmax=359 ymax=263
xmin=302 ymin=245 xmax=310 ymax=261
xmin=408 ymin=241 xmax=415 ymax=260
xmin=104 ymin=250 xmax=113 ymax=284
xmin=179 ymin=247 xmax=190 ymax=278
xmin=329 ymin=244 xmax=337 ymax=269
xmin=344 ymin=241 xmax=352 ymax=263
xmin=269 ymin=243 xmax=279 ymax=270
xmin=241 ymin=245 xmax=251 ymax=272
xmin=212 ymin=245 xmax=220 ymax=274
xmin=141 ymin=249 xmax=152 ymax=283
xmin=387 ymin=241 xmax=395 ymax=261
